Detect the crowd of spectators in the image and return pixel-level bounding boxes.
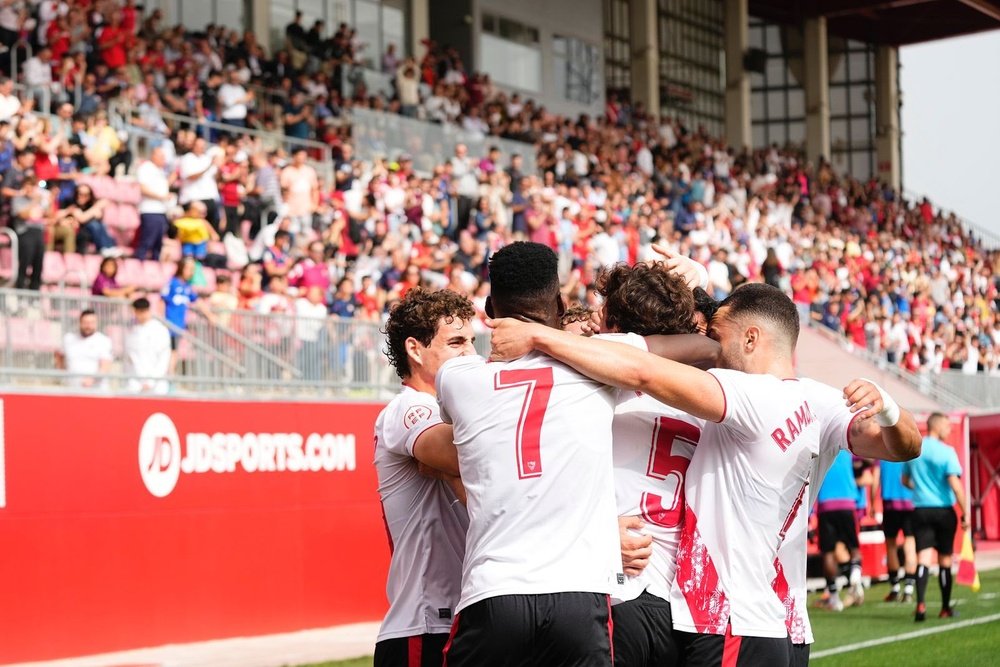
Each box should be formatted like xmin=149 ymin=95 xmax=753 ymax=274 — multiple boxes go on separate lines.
xmin=0 ymin=0 xmax=997 ymax=382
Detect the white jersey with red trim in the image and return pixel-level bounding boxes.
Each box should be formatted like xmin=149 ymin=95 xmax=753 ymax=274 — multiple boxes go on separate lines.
xmin=374 ymin=386 xmax=469 ymax=641
xmin=776 ymin=377 xmax=855 ymax=644
xmin=612 ymin=389 xmax=705 ymax=604
xmin=437 ymin=334 xmax=646 ymax=612
xmin=669 ymin=369 xmax=821 ymax=639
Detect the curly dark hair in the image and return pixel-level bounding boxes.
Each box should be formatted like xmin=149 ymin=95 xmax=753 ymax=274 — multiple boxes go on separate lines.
xmin=383 ymin=288 xmax=477 ymax=379
xmin=596 ymin=262 xmax=697 ymax=336
xmin=488 ymin=242 xmax=560 ymax=317
xmin=692 ymin=287 xmax=719 ymax=324
xmin=561 ymin=305 xmax=595 ymax=327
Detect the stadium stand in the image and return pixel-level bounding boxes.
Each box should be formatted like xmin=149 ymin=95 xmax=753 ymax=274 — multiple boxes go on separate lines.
xmin=0 ymin=0 xmax=996 ymax=407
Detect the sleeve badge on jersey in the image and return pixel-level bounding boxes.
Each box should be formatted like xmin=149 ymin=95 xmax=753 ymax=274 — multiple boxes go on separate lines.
xmin=403 ymin=405 xmax=433 ymax=429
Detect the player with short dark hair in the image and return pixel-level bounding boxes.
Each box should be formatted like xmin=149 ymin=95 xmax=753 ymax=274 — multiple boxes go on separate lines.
xmin=490 ymin=283 xmax=821 ymax=666
xmin=374 ymin=288 xmax=477 ymax=667
xmin=903 ymin=412 xmax=969 ymax=621
xmin=438 ymin=244 xmax=716 ymax=667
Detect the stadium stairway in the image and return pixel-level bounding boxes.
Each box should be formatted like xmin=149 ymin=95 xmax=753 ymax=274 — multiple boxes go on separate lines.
xmin=795 ymin=324 xmax=950 ymax=413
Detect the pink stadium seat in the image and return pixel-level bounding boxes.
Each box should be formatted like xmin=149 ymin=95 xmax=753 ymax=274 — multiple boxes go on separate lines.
xmin=162 ymin=261 xmax=178 ymax=282
xmin=117 ymin=181 xmax=142 ymax=205
xmin=82 ymin=253 xmax=101 ymax=281
xmin=161 ymin=239 xmax=181 ymax=263
xmin=199 ymin=266 xmax=217 ymax=294
xmin=0 ymin=237 xmax=12 ymax=282
xmin=105 ymin=324 xmax=125 ymax=356
xmin=208 ymin=241 xmax=226 ymax=256
xmin=141 ymin=261 xmax=165 ymax=290
xmin=8 ymin=318 xmax=35 ymax=351
xmin=119 ymin=258 xmax=143 ymax=287
xmin=118 ymin=205 xmax=140 ymax=231
xmin=62 ymin=252 xmax=87 ymax=286
xmin=42 ymin=252 xmax=66 ymax=285
xmin=103 ymin=202 xmax=120 ymax=228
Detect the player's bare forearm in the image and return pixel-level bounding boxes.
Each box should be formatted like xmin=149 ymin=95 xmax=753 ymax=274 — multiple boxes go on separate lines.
xmin=492 ymin=320 xmax=725 ymax=422
xmin=644 ymin=334 xmax=720 ymax=369
xmin=847 ymin=408 xmax=921 ymax=461
xmin=412 ymin=423 xmax=461 ymax=477
xmin=948 ymin=476 xmax=969 ymax=523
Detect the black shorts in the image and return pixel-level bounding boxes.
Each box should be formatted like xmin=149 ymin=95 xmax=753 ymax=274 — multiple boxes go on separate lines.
xmin=611 ymin=591 xmax=678 ymax=667
xmin=882 ymin=509 xmax=915 ymax=540
xmin=675 ymin=628 xmax=793 ymax=667
xmin=818 ymin=510 xmax=859 ymax=552
xmin=374 ymin=633 xmax=448 ymax=667
xmin=790 ymin=643 xmax=810 ymax=667
xmin=443 ymin=592 xmax=612 ymax=667
xmin=913 ymin=507 xmax=958 ymax=555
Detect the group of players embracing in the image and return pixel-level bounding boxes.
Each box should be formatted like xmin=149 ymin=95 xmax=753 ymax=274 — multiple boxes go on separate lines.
xmin=373 ymin=241 xmax=922 ymax=667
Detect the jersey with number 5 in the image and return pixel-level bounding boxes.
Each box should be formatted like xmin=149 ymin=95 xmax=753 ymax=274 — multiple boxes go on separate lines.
xmin=437 ymin=334 xmax=647 ymax=612
xmin=612 ymin=390 xmax=704 ymax=604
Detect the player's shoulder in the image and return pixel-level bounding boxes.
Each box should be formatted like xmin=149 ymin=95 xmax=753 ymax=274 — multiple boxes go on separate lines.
xmin=593 ymin=332 xmax=648 ymax=351
xmin=377 ymin=386 xmax=439 ymax=436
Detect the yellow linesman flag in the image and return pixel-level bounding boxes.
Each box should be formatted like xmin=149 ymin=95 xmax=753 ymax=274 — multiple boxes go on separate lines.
xmin=956 ymin=529 xmax=981 ymax=592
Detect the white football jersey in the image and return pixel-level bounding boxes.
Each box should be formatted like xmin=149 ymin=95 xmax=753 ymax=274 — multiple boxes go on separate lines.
xmin=374 ymin=386 xmax=469 ymax=641
xmin=612 ymin=389 xmax=705 ymax=603
xmin=776 ymin=378 xmax=855 ymax=644
xmin=437 ymin=334 xmax=646 ymax=612
xmin=669 ymin=370 xmax=821 ymax=639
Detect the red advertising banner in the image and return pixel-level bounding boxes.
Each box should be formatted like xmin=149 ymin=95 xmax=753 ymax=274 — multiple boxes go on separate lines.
xmin=0 ymin=393 xmax=389 ymax=664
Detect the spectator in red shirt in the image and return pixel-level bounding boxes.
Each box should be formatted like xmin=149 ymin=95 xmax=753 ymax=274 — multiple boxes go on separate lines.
xmin=98 ymin=12 xmax=127 ymax=70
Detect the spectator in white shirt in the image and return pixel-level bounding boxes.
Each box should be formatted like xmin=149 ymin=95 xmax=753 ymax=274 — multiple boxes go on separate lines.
xmin=178 ymin=137 xmax=223 ymax=232
xmin=135 ymin=146 xmax=174 ymax=260
xmin=125 ymin=297 xmax=172 ymax=394
xmin=55 ymin=309 xmax=113 ymax=389
xmin=0 ymin=77 xmax=21 ymax=122
xmin=23 ymin=46 xmax=54 ymax=105
xmin=217 ymin=68 xmax=254 ymax=130
xmin=295 ymin=286 xmax=329 ymax=381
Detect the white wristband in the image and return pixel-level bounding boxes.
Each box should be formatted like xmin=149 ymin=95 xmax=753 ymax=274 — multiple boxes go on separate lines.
xmin=861 ymin=378 xmax=900 ymax=427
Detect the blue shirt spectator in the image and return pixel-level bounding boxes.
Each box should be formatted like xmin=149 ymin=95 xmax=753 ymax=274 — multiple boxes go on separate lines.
xmin=161 ymin=259 xmax=199 ymax=336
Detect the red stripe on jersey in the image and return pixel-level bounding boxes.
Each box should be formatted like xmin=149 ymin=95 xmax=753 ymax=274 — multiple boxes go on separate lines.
xmin=771 ymin=557 xmax=804 ymax=644
xmin=380 ymin=500 xmax=394 ymax=555
xmin=778 ymin=481 xmax=808 ymax=543
xmin=606 ymin=594 xmax=615 ymax=665
xmin=674 ymin=505 xmax=730 ymax=634
xmin=441 ymin=612 xmax=461 ymax=667
xmin=408 ymin=635 xmax=422 ymax=667
xmin=722 ymin=625 xmax=743 ymax=667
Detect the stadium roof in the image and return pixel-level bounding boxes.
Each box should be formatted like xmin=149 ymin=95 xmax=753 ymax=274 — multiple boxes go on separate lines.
xmin=749 ymin=0 xmax=1000 ymax=44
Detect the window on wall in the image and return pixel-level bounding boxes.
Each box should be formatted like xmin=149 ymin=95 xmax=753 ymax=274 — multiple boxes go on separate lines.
xmin=480 ymin=13 xmax=541 ymax=93
xmin=828 ymin=38 xmax=876 ymax=181
xmin=269 ymin=0 xmax=409 ymax=66
xmin=603 ymin=0 xmax=631 ymax=99
xmin=748 ymin=17 xmax=805 ymax=150
xmin=658 ymin=0 xmax=724 ymax=137
xmin=554 ymin=36 xmax=601 ymax=105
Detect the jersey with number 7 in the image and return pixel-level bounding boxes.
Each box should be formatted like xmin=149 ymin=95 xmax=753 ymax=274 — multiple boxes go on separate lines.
xmin=437 ymin=334 xmax=647 ymax=613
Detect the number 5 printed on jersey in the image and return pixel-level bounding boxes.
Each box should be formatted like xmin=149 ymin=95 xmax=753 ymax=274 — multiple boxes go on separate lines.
xmin=641 ymin=417 xmax=700 ymax=528
xmin=494 ymin=368 xmax=554 ymax=479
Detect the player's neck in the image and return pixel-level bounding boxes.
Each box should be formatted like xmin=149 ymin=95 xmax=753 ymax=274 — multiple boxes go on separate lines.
xmin=402 ymin=375 xmax=436 ymax=396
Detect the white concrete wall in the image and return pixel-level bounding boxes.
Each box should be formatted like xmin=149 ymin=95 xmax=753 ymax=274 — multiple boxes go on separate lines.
xmin=476 ymin=0 xmax=605 ymax=118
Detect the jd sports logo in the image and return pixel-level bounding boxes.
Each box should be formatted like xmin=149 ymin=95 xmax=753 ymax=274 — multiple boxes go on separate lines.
xmin=138 ymin=413 xmax=182 ymax=498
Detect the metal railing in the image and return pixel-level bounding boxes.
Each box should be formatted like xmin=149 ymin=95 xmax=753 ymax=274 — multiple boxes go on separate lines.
xmin=926 ymin=369 xmax=1000 ymax=411
xmin=348 ymin=106 xmax=538 ymax=177
xmin=0 ymin=287 xmax=399 ymax=399
xmin=107 ymin=100 xmax=334 ymax=184
xmin=808 ymin=322 xmax=972 ymax=410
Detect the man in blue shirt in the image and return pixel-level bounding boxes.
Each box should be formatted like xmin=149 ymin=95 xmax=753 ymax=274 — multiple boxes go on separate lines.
xmin=903 ymin=413 xmax=970 ymax=622
xmin=880 ymin=458 xmax=917 ymax=602
xmin=816 ymin=450 xmax=864 ymax=611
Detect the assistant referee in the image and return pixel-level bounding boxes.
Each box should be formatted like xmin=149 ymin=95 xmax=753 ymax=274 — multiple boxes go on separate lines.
xmin=902 ymin=413 xmax=969 ymax=622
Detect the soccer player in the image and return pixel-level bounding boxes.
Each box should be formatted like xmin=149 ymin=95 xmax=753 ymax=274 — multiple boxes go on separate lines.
xmin=437 ymin=243 xmax=715 ymax=666
xmin=815 ymin=450 xmax=864 ymax=611
xmin=489 ymin=283 xmax=823 ymax=666
xmin=881 ymin=457 xmax=917 ymax=602
xmin=373 ymin=289 xmax=477 ymax=667
xmin=903 ymin=413 xmax=970 ymax=621
xmin=597 ymin=263 xmax=704 ymax=667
